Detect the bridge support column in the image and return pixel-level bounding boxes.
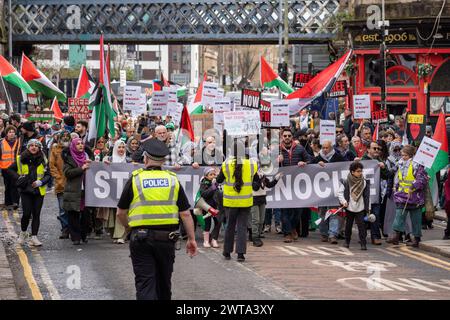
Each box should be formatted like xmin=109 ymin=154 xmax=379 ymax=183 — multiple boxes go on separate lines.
xmin=0 ymin=0 xmax=7 ymax=56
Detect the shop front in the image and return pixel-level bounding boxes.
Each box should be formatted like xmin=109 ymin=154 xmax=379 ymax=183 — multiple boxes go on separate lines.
xmin=345 ymin=18 xmax=450 ymax=126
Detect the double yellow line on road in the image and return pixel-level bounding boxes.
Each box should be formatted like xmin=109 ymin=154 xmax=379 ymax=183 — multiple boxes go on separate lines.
xmin=386 ymin=245 xmax=450 ymax=272
xmin=1 ymin=210 xmax=43 ymax=300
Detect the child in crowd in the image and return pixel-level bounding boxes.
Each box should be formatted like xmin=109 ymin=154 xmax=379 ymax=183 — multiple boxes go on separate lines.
xmin=337 ymin=161 xmax=370 ymax=250
xmin=199 ymin=167 xmax=221 ymax=248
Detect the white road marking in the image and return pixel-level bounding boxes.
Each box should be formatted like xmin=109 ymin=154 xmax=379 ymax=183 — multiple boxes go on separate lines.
xmin=7 ymin=210 xmax=61 ymax=300
xmin=199 ymin=248 xmax=298 ymax=300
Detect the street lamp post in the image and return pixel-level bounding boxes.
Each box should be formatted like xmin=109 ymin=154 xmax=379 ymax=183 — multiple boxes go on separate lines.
xmin=8 ymin=0 xmax=12 ymax=62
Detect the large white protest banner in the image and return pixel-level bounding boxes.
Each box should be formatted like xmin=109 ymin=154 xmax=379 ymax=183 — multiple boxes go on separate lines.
xmin=270 ymin=100 xmax=290 ymax=127
xmin=319 ymin=120 xmax=336 ymax=145
xmin=123 ymin=86 xmax=142 ymax=111
xmin=413 ymin=136 xmax=441 ymax=169
xmin=85 ymin=161 xmax=380 ymax=209
xmin=213 ymin=98 xmax=233 ymax=132
xmin=202 ymin=82 xmax=218 ymax=110
xmin=223 ymin=110 xmax=261 ymax=136
xmin=149 ymin=91 xmax=168 ymax=117
xmin=353 ymin=94 xmax=371 ymax=119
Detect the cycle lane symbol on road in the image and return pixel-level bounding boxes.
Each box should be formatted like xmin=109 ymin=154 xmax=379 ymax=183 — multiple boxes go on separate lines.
xmin=311 ymin=259 xmax=397 ymax=272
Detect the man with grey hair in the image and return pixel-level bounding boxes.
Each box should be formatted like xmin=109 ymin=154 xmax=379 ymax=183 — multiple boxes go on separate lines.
xmin=311 ymin=140 xmax=345 ymax=244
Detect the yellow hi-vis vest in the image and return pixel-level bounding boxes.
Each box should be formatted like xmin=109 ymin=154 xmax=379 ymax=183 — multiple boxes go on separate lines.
xmin=16 ymin=155 xmax=46 ymax=196
xmin=222 ymin=157 xmax=257 ymax=208
xmin=398 ymin=162 xmax=415 ymax=194
xmin=128 ymin=168 xmax=180 ymax=227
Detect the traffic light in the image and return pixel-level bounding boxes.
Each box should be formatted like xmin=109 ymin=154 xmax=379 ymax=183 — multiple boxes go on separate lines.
xmin=368 ymin=58 xmax=385 ymax=87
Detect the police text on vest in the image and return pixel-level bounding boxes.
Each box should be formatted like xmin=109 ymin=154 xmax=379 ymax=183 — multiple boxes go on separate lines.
xmin=142 ymin=178 xmax=169 ymax=188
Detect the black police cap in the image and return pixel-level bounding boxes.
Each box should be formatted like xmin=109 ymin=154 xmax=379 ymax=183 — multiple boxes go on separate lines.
xmin=141 ymin=138 xmax=170 ymax=161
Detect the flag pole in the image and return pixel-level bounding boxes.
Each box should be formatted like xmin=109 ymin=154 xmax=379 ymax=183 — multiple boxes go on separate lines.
xmin=0 ymin=70 xmax=14 ymax=115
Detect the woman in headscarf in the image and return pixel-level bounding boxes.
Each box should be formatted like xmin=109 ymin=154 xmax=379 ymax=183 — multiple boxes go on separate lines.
xmin=62 ymin=138 xmax=93 ymax=245
xmin=8 ymin=139 xmax=51 ymax=246
xmin=102 ymin=140 xmax=132 ymax=243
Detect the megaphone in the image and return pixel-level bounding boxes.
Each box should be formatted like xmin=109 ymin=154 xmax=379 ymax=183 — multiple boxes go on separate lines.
xmin=194 ymin=197 xmax=219 ymax=218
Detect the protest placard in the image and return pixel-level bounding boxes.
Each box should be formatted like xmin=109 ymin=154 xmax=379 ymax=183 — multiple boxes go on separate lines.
xmin=413 ymin=136 xmax=441 ymax=169
xmin=120 ymin=70 xmax=126 ymax=87
xmin=68 ymin=98 xmax=91 ymax=121
xmin=167 ymin=102 xmax=183 ymax=125
xmin=241 ymin=88 xmax=261 ymax=109
xmin=329 ymin=80 xmax=347 ymax=98
xmin=320 ymin=120 xmax=336 ymax=145
xmin=149 ymin=91 xmax=168 ymax=117
xmin=353 ymin=94 xmax=371 ymax=119
xmin=27 ymin=111 xmax=54 ymax=121
xmin=123 ymin=86 xmax=142 ymax=111
xmin=407 ymin=114 xmax=426 ymax=143
xmin=270 ymin=100 xmax=290 ymax=127
xmin=292 ymin=73 xmax=314 ymax=89
xmin=213 ymin=98 xmax=233 ymax=132
xmin=259 ymin=99 xmax=271 ymax=128
xmin=223 ymin=110 xmax=261 ymax=136
xmin=216 ymin=87 xmax=225 ymax=99
xmin=201 ymin=82 xmax=218 ymax=110
xmin=372 ymin=109 xmax=388 ymax=123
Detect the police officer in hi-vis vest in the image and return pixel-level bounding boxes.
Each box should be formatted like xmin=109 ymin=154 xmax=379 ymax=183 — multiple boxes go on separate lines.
xmin=117 ymin=139 xmax=198 ymax=300
xmin=216 ymin=146 xmax=258 ymax=262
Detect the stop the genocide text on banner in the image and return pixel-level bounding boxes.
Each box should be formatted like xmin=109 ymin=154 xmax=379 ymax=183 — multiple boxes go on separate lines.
xmin=68 ymin=98 xmax=91 ymax=121
xmin=85 ymin=161 xmax=380 ymax=209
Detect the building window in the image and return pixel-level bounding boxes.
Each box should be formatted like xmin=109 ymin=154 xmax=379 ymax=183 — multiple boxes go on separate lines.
xmin=365 ymin=54 xmax=417 ymax=88
xmin=430 ymin=58 xmax=450 ymax=115
xmin=60 ymin=50 xmax=69 ymax=60
xmin=41 ymin=49 xmax=53 ymax=60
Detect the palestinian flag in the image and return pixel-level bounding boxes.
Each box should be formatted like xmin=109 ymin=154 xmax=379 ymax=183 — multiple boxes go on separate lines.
xmin=50 ymin=97 xmax=64 ymax=122
xmin=87 ymin=35 xmax=116 ymax=141
xmin=188 ymin=73 xmax=207 ymax=115
xmin=20 ymin=53 xmax=66 ymax=102
xmin=0 ymin=55 xmax=34 ymax=94
xmin=372 ymin=122 xmax=379 ymax=141
xmin=75 ymin=65 xmax=95 ymax=99
xmin=260 ymin=56 xmax=294 ymax=96
xmin=427 ymin=113 xmax=449 ymax=184
xmin=309 ymin=207 xmax=319 ymax=230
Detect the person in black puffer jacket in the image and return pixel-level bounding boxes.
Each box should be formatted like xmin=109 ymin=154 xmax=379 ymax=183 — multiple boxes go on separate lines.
xmin=8 ymin=139 xmax=51 ymax=246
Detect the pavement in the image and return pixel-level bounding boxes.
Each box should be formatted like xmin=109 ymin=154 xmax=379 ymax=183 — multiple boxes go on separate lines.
xmin=420 ymin=210 xmax=450 ymax=258
xmin=0 ymin=234 xmax=18 ymax=299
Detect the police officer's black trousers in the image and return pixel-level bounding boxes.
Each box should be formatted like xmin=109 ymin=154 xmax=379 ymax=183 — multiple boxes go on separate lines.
xmin=130 ymin=235 xmax=175 ymax=300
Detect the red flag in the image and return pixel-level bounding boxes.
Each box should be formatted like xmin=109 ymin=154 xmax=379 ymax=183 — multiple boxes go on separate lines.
xmin=287 ymin=51 xmax=352 ymax=110
xmin=180 ymin=104 xmax=194 ymax=141
xmin=51 ymin=97 xmax=63 ymax=122
xmin=373 ymin=122 xmax=379 ymax=141
xmin=153 ymin=80 xmax=163 ymax=91
xmin=75 ymin=65 xmax=95 ymax=98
